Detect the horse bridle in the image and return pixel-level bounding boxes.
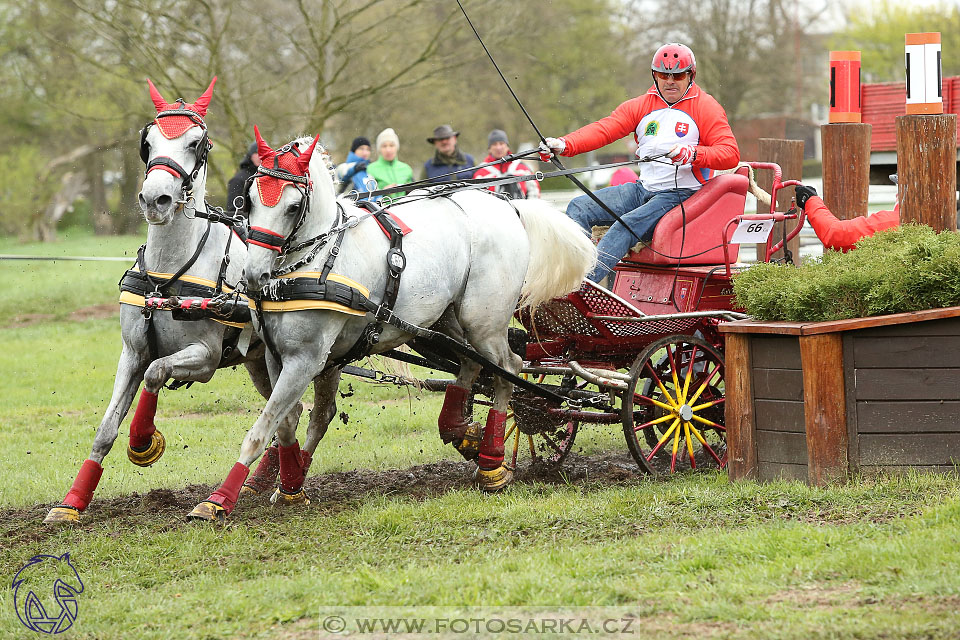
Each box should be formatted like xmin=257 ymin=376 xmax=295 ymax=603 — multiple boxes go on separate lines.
xmin=244 ymin=143 xmax=314 ymax=257
xmin=139 ymin=100 xmax=212 ymax=195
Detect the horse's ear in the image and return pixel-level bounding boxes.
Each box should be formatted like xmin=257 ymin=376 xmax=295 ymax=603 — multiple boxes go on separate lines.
xmin=147 ymin=78 xmax=173 ymax=113
xmin=296 ymin=134 xmax=321 ymax=174
xmin=189 ymin=76 xmax=217 ymax=116
xmin=254 ymin=125 xmax=276 ymax=168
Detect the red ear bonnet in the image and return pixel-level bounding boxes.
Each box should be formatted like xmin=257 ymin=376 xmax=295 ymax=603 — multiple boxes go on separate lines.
xmin=252 ymin=128 xmax=318 ymax=208
xmin=146 ymin=77 xmax=216 ymax=139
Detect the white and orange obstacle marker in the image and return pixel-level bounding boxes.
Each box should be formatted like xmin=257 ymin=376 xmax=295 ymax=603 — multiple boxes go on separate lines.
xmin=905 ymin=32 xmax=943 ymax=115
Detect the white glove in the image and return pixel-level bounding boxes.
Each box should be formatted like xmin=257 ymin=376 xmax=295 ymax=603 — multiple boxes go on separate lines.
xmin=667 ymin=143 xmax=696 ymax=165
xmin=538 ymin=137 xmax=566 ymax=161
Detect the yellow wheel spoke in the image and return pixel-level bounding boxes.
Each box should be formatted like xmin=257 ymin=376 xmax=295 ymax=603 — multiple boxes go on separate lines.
xmin=691 ymin=398 xmax=724 ymax=412
xmin=692 ymin=414 xmax=722 ymax=429
xmin=527 ymin=435 xmax=536 ymax=457
xmin=680 ymin=347 xmax=696 ymax=404
xmin=668 ymin=346 xmax=683 ymax=404
xmin=654 ymin=378 xmax=680 ymax=409
xmin=655 ymin=418 xmax=680 ymax=447
xmin=671 ymin=420 xmax=681 ymax=456
xmin=688 ymin=421 xmax=709 ymax=445
xmin=505 ymin=421 xmax=517 ymax=440
xmin=684 ymin=421 xmax=695 ymax=461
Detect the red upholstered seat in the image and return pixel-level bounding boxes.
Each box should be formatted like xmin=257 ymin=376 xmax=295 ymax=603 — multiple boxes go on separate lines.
xmin=622 ymin=166 xmax=749 ymax=266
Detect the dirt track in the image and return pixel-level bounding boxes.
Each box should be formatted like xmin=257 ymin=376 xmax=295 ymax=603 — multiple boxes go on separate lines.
xmin=1 ymin=452 xmax=650 ymax=542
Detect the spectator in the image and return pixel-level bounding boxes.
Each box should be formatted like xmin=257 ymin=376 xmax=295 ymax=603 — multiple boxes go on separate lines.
xmin=794 ymin=183 xmax=899 ymax=252
xmin=424 ymin=124 xmax=475 ymax=183
xmin=366 ymin=128 xmax=414 ymax=200
xmin=472 ymin=129 xmax=540 ymax=199
xmin=227 ymin=142 xmax=260 ymax=215
xmin=336 ymin=136 xmax=373 ymax=195
xmin=539 ymin=43 xmax=739 ymax=282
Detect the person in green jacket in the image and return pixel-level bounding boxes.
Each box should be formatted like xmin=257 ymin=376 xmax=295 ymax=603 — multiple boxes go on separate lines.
xmin=366 ymin=127 xmax=414 ymax=201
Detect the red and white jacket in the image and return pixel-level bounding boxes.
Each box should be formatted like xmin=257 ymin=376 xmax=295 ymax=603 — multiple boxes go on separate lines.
xmin=805 ymin=196 xmax=900 ymax=252
xmin=473 ymin=154 xmax=540 ymax=198
xmin=561 ymin=83 xmax=739 ymax=192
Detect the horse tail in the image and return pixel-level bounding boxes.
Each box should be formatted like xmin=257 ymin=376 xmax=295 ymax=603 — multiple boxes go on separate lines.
xmin=513 ymin=199 xmax=597 ymax=311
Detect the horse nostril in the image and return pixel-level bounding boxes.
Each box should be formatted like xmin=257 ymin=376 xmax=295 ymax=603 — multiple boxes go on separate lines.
xmin=138 ymin=193 xmax=147 ymax=209
xmin=156 ymin=194 xmax=172 ymax=208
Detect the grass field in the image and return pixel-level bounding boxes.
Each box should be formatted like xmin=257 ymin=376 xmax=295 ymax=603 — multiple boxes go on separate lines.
xmin=1 ymin=231 xmax=959 ymax=639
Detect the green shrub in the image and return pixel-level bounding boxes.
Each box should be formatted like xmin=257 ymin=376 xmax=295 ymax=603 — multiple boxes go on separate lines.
xmin=733 ymin=224 xmax=960 ymax=321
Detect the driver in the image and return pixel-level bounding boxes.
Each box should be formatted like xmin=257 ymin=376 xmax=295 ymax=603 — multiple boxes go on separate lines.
xmin=540 ymin=43 xmax=740 ymax=283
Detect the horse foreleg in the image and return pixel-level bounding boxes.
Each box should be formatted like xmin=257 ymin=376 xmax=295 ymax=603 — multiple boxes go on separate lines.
xmin=469 ymin=340 xmax=523 ymax=492
xmin=187 ymin=358 xmax=317 ymax=521
xmin=45 ymin=344 xmax=147 ymax=524
xmin=240 ymin=355 xmax=281 ymax=496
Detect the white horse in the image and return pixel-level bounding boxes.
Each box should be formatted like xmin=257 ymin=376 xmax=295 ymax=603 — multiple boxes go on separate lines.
xmin=187 ymin=128 xmax=597 ymax=521
xmin=44 ymin=80 xmax=337 ymax=523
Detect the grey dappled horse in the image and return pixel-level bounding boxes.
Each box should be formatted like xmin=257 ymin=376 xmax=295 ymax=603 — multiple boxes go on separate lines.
xmin=187 ymin=128 xmax=597 ymax=521
xmin=44 ymin=80 xmax=336 ymax=524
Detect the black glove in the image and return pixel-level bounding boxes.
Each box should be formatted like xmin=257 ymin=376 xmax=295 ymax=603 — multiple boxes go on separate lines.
xmin=795 ymin=184 xmax=817 ymax=209
xmin=355 ymin=160 xmax=369 ymax=171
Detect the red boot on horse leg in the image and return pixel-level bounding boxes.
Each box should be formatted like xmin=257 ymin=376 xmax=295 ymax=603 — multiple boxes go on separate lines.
xmin=240 ymin=445 xmax=280 ymax=496
xmin=271 ymin=441 xmax=312 ymax=506
xmin=187 ymin=462 xmax=250 ymax=521
xmin=126 ymin=388 xmax=166 ymax=467
xmin=438 ymin=384 xmax=482 ymax=461
xmin=44 ymin=459 xmax=105 ymax=523
xmin=474 ymin=409 xmax=513 ymax=492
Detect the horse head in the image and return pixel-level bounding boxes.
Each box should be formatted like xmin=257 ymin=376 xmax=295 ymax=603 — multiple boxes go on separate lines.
xmin=243 ymin=126 xmax=324 ymax=293
xmin=138 ymin=77 xmax=216 ymax=225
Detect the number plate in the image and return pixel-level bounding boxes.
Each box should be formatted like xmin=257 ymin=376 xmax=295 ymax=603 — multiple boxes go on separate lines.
xmin=730 ymin=219 xmax=775 ymax=243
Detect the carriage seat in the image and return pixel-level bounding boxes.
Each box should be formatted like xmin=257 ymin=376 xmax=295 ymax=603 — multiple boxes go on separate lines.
xmin=623 ymin=165 xmax=749 ymax=266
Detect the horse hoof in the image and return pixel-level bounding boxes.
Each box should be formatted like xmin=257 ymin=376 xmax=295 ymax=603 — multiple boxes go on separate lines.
xmin=186 ymin=501 xmax=226 ymax=522
xmin=452 ymin=422 xmax=482 ymax=462
xmin=43 ymin=505 xmax=80 ymax=524
xmin=474 ymin=465 xmax=514 ymax=492
xmin=270 ymin=488 xmax=310 ymax=506
xmin=239 ymin=484 xmax=262 ymax=498
xmin=127 ymin=430 xmax=165 ymax=467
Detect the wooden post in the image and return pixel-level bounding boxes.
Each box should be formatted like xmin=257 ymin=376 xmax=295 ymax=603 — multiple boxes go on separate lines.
xmin=724 ymin=333 xmax=758 ymax=480
xmin=799 ymin=333 xmax=848 ymax=485
xmin=896 ymin=114 xmax=958 ymax=231
xmin=821 ymin=124 xmax=872 ymax=220
xmin=755 ymin=138 xmax=804 ymax=263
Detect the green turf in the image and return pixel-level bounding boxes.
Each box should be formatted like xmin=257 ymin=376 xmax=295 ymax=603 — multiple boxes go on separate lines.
xmin=1 ymin=233 xmax=959 ymax=639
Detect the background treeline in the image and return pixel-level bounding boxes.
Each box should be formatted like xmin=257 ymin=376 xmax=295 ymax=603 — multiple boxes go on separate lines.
xmin=0 ymin=0 xmax=956 ymax=240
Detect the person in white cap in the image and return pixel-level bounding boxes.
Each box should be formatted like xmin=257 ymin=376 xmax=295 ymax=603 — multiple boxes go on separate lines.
xmin=472 ymin=129 xmax=540 ymax=199
xmin=366 ymin=127 xmax=414 ymax=200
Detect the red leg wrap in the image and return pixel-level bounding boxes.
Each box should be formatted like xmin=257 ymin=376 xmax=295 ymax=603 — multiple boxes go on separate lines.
xmin=478 ymin=409 xmax=507 ymax=470
xmin=208 ymin=462 xmax=250 ymax=513
xmin=62 ymin=459 xmax=104 ymax=511
xmin=278 ymin=441 xmax=307 ymax=492
xmin=438 ymin=384 xmax=471 ymax=438
xmin=244 ymin=445 xmax=280 ymax=493
xmin=300 ymin=450 xmax=313 ymax=476
xmin=129 ymin=389 xmax=158 ymax=450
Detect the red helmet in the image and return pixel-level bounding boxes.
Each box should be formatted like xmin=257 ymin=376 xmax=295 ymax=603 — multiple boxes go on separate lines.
xmin=651 ymin=43 xmax=696 ymax=79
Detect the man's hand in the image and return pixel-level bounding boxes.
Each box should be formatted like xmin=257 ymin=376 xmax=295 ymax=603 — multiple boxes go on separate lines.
xmin=538 ymin=137 xmax=566 ymax=162
xmin=667 ymin=143 xmax=696 ymax=165
xmin=795 ymin=184 xmax=818 ymax=209
xmin=355 ymin=160 xmax=369 ymax=171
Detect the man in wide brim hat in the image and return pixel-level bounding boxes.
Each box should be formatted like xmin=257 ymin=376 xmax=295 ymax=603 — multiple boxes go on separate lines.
xmin=424 ymin=124 xmax=474 ymax=183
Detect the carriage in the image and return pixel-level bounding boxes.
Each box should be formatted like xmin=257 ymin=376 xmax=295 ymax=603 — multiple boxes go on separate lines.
xmin=385 ymin=161 xmax=805 ymax=476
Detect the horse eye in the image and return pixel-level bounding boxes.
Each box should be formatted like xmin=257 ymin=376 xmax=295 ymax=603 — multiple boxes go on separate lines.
xmin=286 ymin=203 xmax=300 ymax=215
xmin=187 ymin=140 xmax=199 ymax=149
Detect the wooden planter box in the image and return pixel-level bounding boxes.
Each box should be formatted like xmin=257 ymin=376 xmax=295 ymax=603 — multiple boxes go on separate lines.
xmin=720 ymin=307 xmax=960 ymax=484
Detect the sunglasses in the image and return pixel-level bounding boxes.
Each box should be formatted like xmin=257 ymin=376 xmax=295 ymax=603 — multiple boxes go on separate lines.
xmin=654 ymin=71 xmax=689 ymax=82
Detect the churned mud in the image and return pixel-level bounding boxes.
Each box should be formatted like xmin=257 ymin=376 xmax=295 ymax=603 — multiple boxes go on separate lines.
xmin=0 ymin=452 xmax=650 ymax=541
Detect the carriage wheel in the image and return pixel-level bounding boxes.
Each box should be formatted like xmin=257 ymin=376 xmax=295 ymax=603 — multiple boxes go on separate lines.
xmin=622 ymin=334 xmax=726 ymax=474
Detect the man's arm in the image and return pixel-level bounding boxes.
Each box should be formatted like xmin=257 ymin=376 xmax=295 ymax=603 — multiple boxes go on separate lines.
xmin=691 ymin=95 xmax=739 ymax=170
xmin=559 ymin=97 xmax=644 ymax=157
xmin=804 ymin=195 xmax=900 ymax=252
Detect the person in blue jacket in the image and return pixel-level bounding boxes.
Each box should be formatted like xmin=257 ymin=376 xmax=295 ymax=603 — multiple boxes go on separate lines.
xmin=335 ymin=136 xmax=373 ymax=195
xmin=423 ymin=124 xmax=475 ymax=183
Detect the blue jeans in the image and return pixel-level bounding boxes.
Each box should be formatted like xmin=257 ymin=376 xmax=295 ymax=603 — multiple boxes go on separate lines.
xmin=566 ymin=182 xmax=696 ymax=281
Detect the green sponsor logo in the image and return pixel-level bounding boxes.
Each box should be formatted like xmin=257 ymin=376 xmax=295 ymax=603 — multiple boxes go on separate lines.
xmin=644 ymin=121 xmax=659 ymax=136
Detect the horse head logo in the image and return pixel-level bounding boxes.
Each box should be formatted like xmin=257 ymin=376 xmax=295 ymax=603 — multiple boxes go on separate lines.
xmin=11 ymin=553 xmax=84 ymax=634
